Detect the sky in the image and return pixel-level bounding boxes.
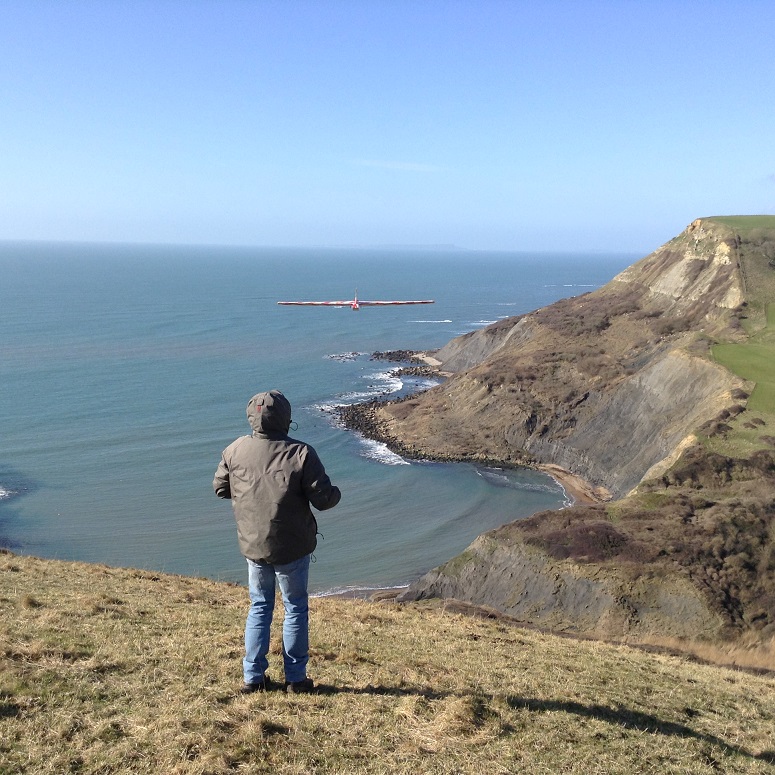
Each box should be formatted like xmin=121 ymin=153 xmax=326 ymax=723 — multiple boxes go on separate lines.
xmin=1 ymin=0 xmax=774 ymax=253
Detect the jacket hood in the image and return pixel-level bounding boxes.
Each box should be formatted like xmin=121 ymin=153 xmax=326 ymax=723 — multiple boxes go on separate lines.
xmin=246 ymin=390 xmax=292 ymax=435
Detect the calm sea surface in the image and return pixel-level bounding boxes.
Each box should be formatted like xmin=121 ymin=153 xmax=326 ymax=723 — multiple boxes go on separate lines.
xmin=0 ymin=242 xmax=636 ymax=592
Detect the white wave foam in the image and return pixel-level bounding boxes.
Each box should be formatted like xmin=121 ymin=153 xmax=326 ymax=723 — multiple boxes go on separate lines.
xmin=313 ymin=400 xmax=341 ymax=414
xmin=314 ymin=365 xmax=421 ymax=464
xmin=326 ymin=351 xmax=368 ymax=362
xmin=477 ymin=468 xmax=569 ymax=502
xmin=367 ymin=370 xmax=403 ymax=392
xmin=0 ymin=487 xmax=11 ymax=500
xmin=414 ymin=377 xmax=441 ymax=390
xmin=312 ymin=583 xmax=409 ymax=599
xmin=314 ymin=370 xmax=405 ymax=415
xmin=359 ymin=437 xmax=410 ymax=465
xmin=544 ymin=283 xmax=597 ymax=288
xmin=558 ymin=486 xmax=574 ymax=509
xmin=336 ymin=389 xmax=378 ymax=403
xmin=477 ymin=469 xmax=511 ymax=486
xmin=410 ymin=319 xmax=453 ymax=323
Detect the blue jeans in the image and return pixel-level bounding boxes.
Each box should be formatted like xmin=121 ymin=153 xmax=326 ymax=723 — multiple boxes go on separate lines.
xmin=244 ymin=554 xmax=310 ymax=684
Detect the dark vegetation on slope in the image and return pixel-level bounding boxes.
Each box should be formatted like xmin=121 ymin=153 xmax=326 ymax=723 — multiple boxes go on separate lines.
xmin=517 ymin=446 xmax=775 ymax=634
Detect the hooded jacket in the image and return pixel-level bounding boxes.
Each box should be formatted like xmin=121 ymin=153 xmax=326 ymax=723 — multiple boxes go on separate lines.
xmin=213 ymin=390 xmax=341 ymax=564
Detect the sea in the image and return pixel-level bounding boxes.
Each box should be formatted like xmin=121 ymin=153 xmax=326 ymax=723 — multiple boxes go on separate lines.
xmin=0 ymin=242 xmax=637 ymax=594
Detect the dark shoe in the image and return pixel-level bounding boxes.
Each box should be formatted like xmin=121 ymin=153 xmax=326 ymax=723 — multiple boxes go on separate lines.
xmin=239 ymin=675 xmax=275 ymax=694
xmin=285 ymin=677 xmax=315 ymax=694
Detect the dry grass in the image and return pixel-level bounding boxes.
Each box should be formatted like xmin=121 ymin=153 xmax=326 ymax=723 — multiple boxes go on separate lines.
xmin=616 ymin=632 xmax=775 ymax=673
xmin=2 ymin=551 xmax=775 ymax=774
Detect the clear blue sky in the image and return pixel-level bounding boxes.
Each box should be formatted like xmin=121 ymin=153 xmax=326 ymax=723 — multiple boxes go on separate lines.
xmin=2 ymin=0 xmax=773 ymax=252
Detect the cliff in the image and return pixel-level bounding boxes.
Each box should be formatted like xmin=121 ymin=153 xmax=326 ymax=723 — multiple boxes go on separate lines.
xmin=358 ymin=216 xmax=775 ymax=641
xmin=373 ymin=218 xmax=757 ymax=499
xmin=398 ymin=442 xmax=775 ymax=640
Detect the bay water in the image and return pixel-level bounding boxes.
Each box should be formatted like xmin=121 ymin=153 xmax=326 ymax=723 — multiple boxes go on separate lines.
xmin=0 ymin=242 xmax=636 ymax=592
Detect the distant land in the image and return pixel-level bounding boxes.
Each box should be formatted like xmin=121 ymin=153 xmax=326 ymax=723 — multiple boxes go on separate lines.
xmin=312 ymin=242 xmax=466 ymax=251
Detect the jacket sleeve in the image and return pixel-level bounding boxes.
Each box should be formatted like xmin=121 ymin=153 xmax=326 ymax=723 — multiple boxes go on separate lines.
xmin=302 ymin=446 xmax=341 ymax=511
xmin=213 ymin=454 xmax=232 ymax=500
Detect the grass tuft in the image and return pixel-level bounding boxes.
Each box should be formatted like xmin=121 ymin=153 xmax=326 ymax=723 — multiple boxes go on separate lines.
xmin=19 ymin=594 xmax=42 ymax=610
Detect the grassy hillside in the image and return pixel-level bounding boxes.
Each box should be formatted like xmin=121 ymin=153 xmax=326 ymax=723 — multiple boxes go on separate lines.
xmin=709 ymin=218 xmax=775 ymax=458
xmin=2 ymin=551 xmax=775 ymax=774
xmin=709 ymin=215 xmax=775 ymax=231
xmin=713 ymin=333 xmax=775 ymax=428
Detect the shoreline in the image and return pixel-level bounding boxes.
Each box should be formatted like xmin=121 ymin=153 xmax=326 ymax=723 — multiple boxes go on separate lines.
xmin=338 ymin=356 xmax=610 ymax=507
xmin=312 ymin=465 xmax=607 ymax=603
xmin=537 ymin=463 xmax=611 ymax=505
xmin=314 ymin=585 xmax=408 ymax=601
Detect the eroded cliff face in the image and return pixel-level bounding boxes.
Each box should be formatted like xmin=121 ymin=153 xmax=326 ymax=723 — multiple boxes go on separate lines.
xmin=379 ymin=218 xmax=775 ymax=641
xmin=385 ymin=218 xmax=775 ymax=643
xmin=521 ymin=350 xmax=742 ymax=496
xmin=397 ymin=529 xmax=727 ymax=640
xmin=613 ymin=219 xmax=745 ymax=316
xmin=376 ymin=219 xmax=748 ymax=499
xmin=399 ymin=447 xmax=775 ymax=640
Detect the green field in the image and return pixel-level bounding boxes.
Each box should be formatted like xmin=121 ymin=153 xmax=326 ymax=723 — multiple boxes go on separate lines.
xmin=715 ymin=300 xmax=775 ymax=393
xmin=713 ymin=334 xmax=775 ymax=413
xmin=707 ymin=215 xmax=775 ymax=232
xmin=709 ymin=218 xmax=775 ymax=453
xmin=711 ymin=300 xmax=775 ymax=454
xmin=707 ymin=215 xmax=775 ymax=456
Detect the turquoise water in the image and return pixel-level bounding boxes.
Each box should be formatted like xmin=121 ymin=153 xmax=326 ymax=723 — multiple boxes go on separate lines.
xmin=0 ymin=242 xmax=636 ymax=592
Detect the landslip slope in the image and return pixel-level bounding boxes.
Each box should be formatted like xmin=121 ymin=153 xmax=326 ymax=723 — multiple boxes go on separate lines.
xmin=376 ymin=218 xmax=752 ymax=499
xmin=358 ymin=217 xmax=775 ymax=642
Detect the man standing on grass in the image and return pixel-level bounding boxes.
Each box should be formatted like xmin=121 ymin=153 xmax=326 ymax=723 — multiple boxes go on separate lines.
xmin=213 ymin=390 xmax=341 ymax=694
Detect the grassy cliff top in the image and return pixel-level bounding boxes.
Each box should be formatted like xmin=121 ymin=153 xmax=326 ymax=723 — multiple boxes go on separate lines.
xmin=709 ymin=216 xmax=775 ymax=457
xmin=707 ymin=215 xmax=775 ymax=232
xmin=2 ymin=551 xmax=775 ymax=774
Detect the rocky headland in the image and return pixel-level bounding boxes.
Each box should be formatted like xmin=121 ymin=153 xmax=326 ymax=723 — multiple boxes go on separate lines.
xmin=340 ymin=217 xmax=775 ymax=644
